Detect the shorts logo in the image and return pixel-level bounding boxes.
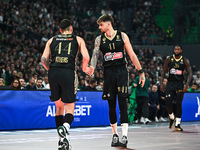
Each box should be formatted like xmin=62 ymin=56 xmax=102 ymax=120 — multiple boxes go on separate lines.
xmin=104 ymin=52 xmax=123 ymax=61
xmin=166 ymin=94 xmax=171 ymax=98
xmin=170 ymin=68 xmax=182 ymax=75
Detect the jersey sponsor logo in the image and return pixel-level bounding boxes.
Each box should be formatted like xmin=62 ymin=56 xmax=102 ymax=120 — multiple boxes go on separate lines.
xmin=56 ymin=38 xmax=73 ymax=41
xmin=46 ymin=104 xmax=92 ymax=117
xmin=74 ymin=105 xmax=92 ymax=116
xmin=170 ymin=68 xmax=182 ymax=75
xmin=46 ymin=105 xmax=56 ymax=117
xmin=56 ymin=38 xmax=67 ymax=41
xmin=104 ymin=52 xmax=123 ymax=61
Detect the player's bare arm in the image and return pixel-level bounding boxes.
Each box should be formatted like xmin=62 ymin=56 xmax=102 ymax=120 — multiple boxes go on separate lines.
xmin=122 ymin=32 xmax=145 ymax=87
xmin=77 ymin=36 xmax=90 ymax=74
xmin=160 ymin=56 xmax=170 ymax=91
xmin=88 ymin=35 xmax=101 ymax=76
xmin=183 ymin=58 xmax=192 ymax=92
xmin=41 ymin=38 xmax=52 ymax=71
xmin=90 ymin=35 xmax=101 ymax=69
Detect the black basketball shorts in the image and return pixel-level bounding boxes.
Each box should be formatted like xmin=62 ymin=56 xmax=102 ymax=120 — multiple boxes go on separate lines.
xmin=165 ymin=81 xmax=184 ymax=100
xmin=48 ymin=67 xmax=78 ymax=103
xmin=102 ymin=65 xmax=128 ymax=100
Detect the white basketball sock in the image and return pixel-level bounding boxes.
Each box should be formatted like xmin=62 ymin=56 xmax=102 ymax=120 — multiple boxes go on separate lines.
xmin=63 ymin=122 xmax=70 ymax=131
xmin=175 ymin=118 xmax=181 ymax=126
xmin=121 ymin=123 xmax=128 ymax=137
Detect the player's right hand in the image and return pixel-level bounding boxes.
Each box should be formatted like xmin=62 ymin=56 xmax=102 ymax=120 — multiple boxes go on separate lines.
xmin=139 ymin=73 xmax=145 ymax=87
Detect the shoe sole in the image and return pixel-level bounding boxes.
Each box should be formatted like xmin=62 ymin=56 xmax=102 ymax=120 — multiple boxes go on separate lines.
xmin=57 ymin=126 xmax=66 ymax=138
xmin=61 ymin=138 xmax=69 ymax=150
xmin=174 ymin=128 xmax=183 ymax=131
xmin=111 ymin=144 xmax=119 ymax=147
xmin=119 ymin=142 xmax=127 ymax=148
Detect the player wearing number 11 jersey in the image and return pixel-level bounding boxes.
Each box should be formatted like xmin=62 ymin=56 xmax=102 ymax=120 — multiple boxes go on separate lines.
xmin=41 ymin=19 xmax=92 ymax=150
xmin=88 ymin=14 xmax=145 ymax=148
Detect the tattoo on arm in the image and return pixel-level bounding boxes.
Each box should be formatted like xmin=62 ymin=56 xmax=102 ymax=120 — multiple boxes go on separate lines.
xmin=41 ymin=57 xmax=50 ymax=70
xmin=91 ymin=36 xmax=101 ymax=69
xmin=121 ymin=32 xmax=126 ymax=42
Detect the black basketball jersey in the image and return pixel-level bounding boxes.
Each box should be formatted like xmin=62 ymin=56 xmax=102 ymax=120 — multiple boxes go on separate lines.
xmin=50 ymin=34 xmax=78 ymax=70
xmin=167 ymin=55 xmax=186 ymax=82
xmin=100 ymin=30 xmax=127 ymax=67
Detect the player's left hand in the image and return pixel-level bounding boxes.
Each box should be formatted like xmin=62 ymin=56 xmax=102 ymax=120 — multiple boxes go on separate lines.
xmin=139 ymin=73 xmax=145 ymax=87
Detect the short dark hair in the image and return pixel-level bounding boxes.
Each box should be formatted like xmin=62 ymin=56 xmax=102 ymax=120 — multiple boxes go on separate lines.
xmin=59 ymin=19 xmax=73 ymax=31
xmin=90 ymin=79 xmax=97 ymax=85
xmin=37 ymin=78 xmax=43 ymax=81
xmin=174 ymin=44 xmax=182 ymax=50
xmin=97 ymin=14 xmax=114 ymax=26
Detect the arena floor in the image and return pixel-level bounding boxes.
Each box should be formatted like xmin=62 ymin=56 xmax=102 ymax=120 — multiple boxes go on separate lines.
xmin=0 ymin=121 xmax=200 ymax=150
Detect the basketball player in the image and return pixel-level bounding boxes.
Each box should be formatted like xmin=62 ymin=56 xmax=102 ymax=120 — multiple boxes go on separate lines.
xmin=161 ymin=45 xmax=192 ymax=131
xmin=88 ymin=14 xmax=145 ymax=148
xmin=41 ymin=19 xmax=91 ymax=150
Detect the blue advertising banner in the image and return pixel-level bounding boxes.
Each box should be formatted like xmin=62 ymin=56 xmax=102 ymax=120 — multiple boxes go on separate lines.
xmin=0 ymin=90 xmax=119 ymax=130
xmin=182 ymin=93 xmax=200 ymax=121
xmin=0 ymin=90 xmax=199 ymax=130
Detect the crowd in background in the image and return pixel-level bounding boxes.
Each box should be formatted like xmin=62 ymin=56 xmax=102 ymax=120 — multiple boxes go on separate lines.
xmin=0 ymin=0 xmax=200 ymax=123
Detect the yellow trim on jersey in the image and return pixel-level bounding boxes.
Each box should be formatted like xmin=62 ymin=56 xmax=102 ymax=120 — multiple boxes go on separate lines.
xmin=173 ymin=54 xmax=182 ymax=62
xmin=104 ymin=30 xmax=117 ymax=41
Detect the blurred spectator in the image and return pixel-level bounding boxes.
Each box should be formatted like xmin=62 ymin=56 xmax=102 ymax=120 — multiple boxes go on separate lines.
xmin=148 ymin=84 xmax=160 ymax=122
xmin=17 ymin=72 xmax=23 ymax=79
xmin=84 ymin=75 xmax=90 ymax=87
xmin=166 ymin=26 xmax=173 ymax=45
xmin=193 ymin=71 xmax=200 ymax=87
xmin=4 ymin=66 xmax=12 ymax=85
xmin=129 ymin=72 xmax=136 ymax=86
xmin=134 ymin=75 xmax=151 ymax=124
xmin=187 ymin=83 xmax=198 ymax=92
xmin=33 ymin=78 xmax=44 ymax=90
xmin=42 ymin=75 xmax=50 ymax=89
xmin=0 ymin=78 xmax=5 ymax=86
xmin=78 ymin=79 xmax=85 ymax=91
xmin=10 ymin=78 xmax=21 ymax=90
xmin=128 ymin=82 xmax=137 ymax=124
xmin=83 ymin=79 xmax=97 ymax=91
xmin=7 ymin=70 xmax=18 ymax=85
xmin=96 ymin=81 xmax=103 ymax=91
xmin=19 ymin=78 xmax=26 ymax=89
xmin=25 ymin=76 xmax=35 ymax=90
xmin=157 ymin=78 xmax=168 ymax=122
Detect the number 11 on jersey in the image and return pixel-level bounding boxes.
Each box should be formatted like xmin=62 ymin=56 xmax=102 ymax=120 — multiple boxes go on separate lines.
xmin=109 ymin=43 xmax=115 ymax=50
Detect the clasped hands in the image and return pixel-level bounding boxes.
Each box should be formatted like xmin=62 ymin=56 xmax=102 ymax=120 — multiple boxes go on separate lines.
xmin=83 ymin=66 xmax=94 ymax=76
